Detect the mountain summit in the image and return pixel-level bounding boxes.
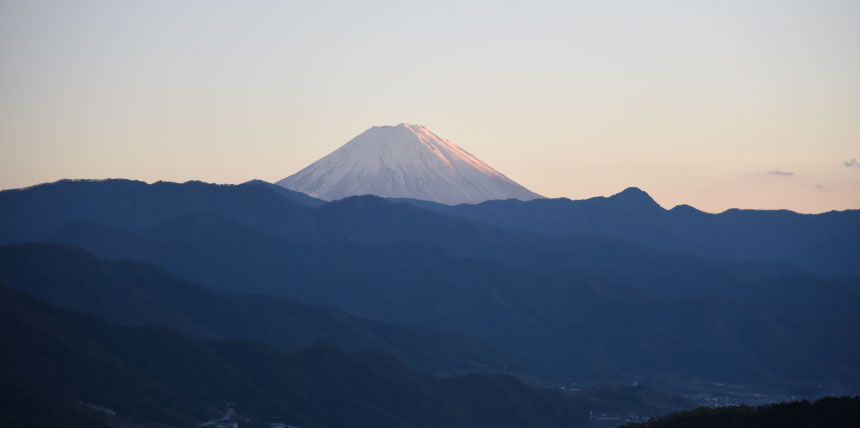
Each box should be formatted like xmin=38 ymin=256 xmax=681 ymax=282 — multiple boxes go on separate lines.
xmin=277 ymin=123 xmax=543 ymax=205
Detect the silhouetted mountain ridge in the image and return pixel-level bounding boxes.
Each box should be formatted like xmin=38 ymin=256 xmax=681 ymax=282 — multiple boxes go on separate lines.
xmin=242 ymin=179 xmax=327 ymax=207
xmin=393 ymin=188 xmax=860 ymax=275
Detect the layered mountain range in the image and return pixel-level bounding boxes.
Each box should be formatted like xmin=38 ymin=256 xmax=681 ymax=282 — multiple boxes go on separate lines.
xmin=2 ymin=155 xmax=859 ymax=426
xmin=2 ymin=179 xmax=859 ymax=385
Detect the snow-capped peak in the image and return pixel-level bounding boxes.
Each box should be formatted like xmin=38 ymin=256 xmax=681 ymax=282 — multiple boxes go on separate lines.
xmin=276 ymin=123 xmax=543 ymax=205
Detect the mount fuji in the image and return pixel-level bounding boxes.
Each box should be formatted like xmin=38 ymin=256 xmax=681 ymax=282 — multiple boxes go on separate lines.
xmin=277 ymin=123 xmax=543 ymax=205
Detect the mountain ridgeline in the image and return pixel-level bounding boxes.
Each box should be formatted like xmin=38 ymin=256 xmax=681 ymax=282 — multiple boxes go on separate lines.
xmin=1 ymin=178 xmax=859 ymax=426
xmin=392 ymin=187 xmax=860 ymax=277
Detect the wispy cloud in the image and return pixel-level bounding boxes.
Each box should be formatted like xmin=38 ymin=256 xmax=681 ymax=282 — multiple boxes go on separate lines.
xmin=816 ymin=184 xmax=832 ymax=192
xmin=845 ymin=159 xmax=860 ymax=169
xmin=766 ymin=170 xmax=795 ymax=176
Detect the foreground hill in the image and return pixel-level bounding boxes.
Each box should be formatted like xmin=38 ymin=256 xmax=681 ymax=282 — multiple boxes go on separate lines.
xmin=0 ymin=284 xmax=588 ymax=428
xmin=621 ymin=396 xmax=860 ymax=428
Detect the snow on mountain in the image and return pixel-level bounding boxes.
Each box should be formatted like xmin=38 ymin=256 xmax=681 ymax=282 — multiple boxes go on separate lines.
xmin=277 ymin=123 xmax=543 ymax=205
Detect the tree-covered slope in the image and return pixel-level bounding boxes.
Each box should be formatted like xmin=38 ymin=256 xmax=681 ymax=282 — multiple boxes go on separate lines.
xmin=0 ymin=243 xmax=510 ymax=376
xmin=0 ymin=284 xmax=588 ymax=428
xmin=620 ymin=396 xmax=860 ymax=428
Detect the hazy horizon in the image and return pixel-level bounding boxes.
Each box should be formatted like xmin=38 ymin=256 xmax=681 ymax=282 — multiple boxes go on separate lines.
xmin=2 ymin=1 xmax=859 ymax=213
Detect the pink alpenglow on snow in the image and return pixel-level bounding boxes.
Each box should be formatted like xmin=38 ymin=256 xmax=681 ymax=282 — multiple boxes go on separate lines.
xmin=277 ymin=123 xmax=543 ymax=205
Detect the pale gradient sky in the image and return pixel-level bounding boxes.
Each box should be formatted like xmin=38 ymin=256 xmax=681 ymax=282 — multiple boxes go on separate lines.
xmin=1 ymin=0 xmax=859 ymax=213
